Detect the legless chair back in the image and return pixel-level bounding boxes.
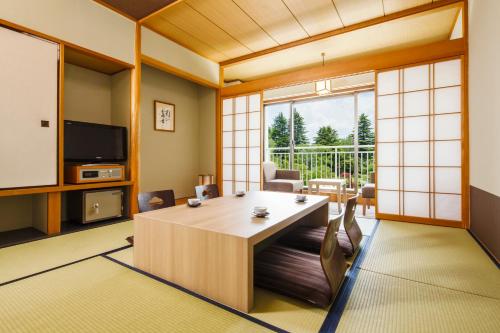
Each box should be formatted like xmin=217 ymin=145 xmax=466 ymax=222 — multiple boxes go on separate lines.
xmin=138 ymin=190 xmax=175 ymax=213
xmin=195 ymin=184 xmax=219 ymax=201
xmin=343 ymin=195 xmax=363 ymax=253
xmin=320 ymin=214 xmax=348 ymax=297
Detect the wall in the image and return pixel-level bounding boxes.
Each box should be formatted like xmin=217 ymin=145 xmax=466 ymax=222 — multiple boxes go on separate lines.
xmin=140 ymin=65 xmax=216 ymax=198
xmin=197 ymin=87 xmax=217 ymax=176
xmin=141 ymin=27 xmax=220 ymax=86
xmin=64 ymin=64 xmax=112 ymax=124
xmin=468 ymin=0 xmax=500 ymax=262
xmin=0 ymin=0 xmax=135 ymax=64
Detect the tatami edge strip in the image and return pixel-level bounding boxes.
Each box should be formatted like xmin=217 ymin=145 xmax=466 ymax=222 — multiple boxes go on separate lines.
xmin=101 ymin=254 xmax=288 ymax=333
xmin=319 ymin=219 xmax=381 ymax=333
xmin=467 ymin=230 xmax=500 ymax=269
xmin=0 ymin=244 xmax=132 ymax=287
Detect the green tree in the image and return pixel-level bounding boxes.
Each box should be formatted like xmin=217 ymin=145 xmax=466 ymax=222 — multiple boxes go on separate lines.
xmin=358 ymin=113 xmax=374 ymax=146
xmin=293 ymin=109 xmax=308 ymax=146
xmin=314 ymin=126 xmax=339 ymax=146
xmin=269 ymin=112 xmax=289 ymax=148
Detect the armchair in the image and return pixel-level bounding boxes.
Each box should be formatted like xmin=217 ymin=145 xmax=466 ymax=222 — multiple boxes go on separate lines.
xmin=263 ymin=161 xmax=303 ymax=193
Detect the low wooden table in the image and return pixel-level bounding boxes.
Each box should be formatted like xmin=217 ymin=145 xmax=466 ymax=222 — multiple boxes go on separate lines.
xmin=133 ymin=191 xmax=329 ymax=312
xmin=308 ymin=178 xmax=347 ymax=213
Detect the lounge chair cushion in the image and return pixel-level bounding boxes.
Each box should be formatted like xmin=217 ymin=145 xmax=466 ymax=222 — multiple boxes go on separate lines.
xmin=267 ymin=179 xmax=303 ymax=192
xmin=361 ymin=183 xmax=375 ymax=199
xmin=263 ymin=162 xmax=277 ymax=181
xmin=254 ymin=245 xmax=332 ymax=307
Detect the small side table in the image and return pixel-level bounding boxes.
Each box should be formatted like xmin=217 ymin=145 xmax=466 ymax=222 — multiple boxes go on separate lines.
xmin=308 ymin=178 xmax=347 ymax=213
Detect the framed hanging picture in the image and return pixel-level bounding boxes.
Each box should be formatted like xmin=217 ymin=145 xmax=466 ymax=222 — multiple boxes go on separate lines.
xmin=154 ymin=100 xmax=175 ymax=132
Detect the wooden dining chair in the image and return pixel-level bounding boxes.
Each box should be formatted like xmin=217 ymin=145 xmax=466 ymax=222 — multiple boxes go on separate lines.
xmin=278 ymin=195 xmax=362 ymax=257
xmin=126 ymin=190 xmax=176 ymax=244
xmin=195 ymin=184 xmax=220 ymax=201
xmin=254 ymin=215 xmax=347 ymax=307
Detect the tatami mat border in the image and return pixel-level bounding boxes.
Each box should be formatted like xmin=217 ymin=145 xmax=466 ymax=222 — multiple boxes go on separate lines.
xmin=0 ymin=244 xmax=132 ymax=287
xmin=320 ymin=220 xmax=380 ymax=332
xmin=102 ymin=254 xmax=288 ymax=333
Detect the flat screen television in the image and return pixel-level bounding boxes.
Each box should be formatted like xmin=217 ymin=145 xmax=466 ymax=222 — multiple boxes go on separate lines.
xmin=64 ymin=120 xmax=127 ymax=162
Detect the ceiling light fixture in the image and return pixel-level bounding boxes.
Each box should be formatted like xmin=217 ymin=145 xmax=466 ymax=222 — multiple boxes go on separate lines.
xmin=315 ymin=53 xmax=332 ymax=96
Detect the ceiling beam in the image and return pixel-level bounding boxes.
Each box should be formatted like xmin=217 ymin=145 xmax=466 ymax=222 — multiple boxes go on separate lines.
xmin=221 ymin=38 xmax=465 ymax=97
xmin=139 ymin=0 xmax=186 ymax=23
xmin=220 ymin=0 xmax=464 ymax=68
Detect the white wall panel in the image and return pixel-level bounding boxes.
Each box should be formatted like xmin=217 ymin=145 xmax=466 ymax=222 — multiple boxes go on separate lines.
xmin=142 ymin=27 xmax=219 ymax=86
xmin=0 ymin=0 xmax=135 ymax=64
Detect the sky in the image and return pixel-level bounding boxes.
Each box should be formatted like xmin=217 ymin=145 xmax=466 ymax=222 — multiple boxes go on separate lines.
xmin=264 ymin=91 xmax=375 ymax=145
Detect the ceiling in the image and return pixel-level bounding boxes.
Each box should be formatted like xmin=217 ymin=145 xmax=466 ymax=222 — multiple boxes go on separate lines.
xmin=142 ymin=0 xmax=448 ymax=63
xmin=96 ymin=0 xmax=177 ymax=20
xmin=224 ymin=4 xmax=461 ymax=81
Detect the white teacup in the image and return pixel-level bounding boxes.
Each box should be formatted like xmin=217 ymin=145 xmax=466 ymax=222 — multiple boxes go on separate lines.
xmin=188 ymin=198 xmax=201 ymax=206
xmin=296 ymin=194 xmax=307 ymax=202
xmin=253 ymin=206 xmax=267 ymax=215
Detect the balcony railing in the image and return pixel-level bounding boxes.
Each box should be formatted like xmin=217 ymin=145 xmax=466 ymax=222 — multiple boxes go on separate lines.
xmin=265 ymin=145 xmax=375 ymax=190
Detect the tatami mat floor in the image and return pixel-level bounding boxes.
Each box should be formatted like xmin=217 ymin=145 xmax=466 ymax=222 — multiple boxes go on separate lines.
xmin=1 ymin=218 xmax=498 ymax=332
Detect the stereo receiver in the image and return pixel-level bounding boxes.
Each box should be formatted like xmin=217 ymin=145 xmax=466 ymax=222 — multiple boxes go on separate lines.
xmin=65 ymin=164 xmax=125 ymax=184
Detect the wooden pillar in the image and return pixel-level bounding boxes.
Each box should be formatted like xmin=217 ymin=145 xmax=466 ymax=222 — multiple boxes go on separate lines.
xmin=130 ymin=23 xmax=141 ymax=215
xmin=47 ymin=192 xmax=61 ymax=235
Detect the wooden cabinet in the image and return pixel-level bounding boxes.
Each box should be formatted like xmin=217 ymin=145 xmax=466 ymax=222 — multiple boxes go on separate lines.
xmin=0 ymin=26 xmax=59 ymax=189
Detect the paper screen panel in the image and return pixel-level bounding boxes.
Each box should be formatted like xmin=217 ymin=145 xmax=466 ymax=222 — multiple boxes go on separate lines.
xmin=435 ymin=193 xmax=461 ymax=221
xmin=223 ymin=148 xmax=232 ymax=164
xmin=377 ymin=94 xmax=399 ymax=119
xmin=404 ymin=167 xmax=429 ymax=192
xmin=235 ymin=165 xmax=246 ymax=181
xmin=235 ymin=113 xmax=247 ymax=130
xmin=434 ymin=86 xmax=461 ymax=114
xmin=377 ymin=118 xmax=399 ymax=142
xmin=434 ymin=114 xmax=461 ymax=140
xmin=377 ymin=70 xmax=399 ymax=95
xmin=403 ymin=90 xmax=429 ymax=117
xmin=234 ymin=131 xmax=246 ymax=147
xmin=434 ymin=141 xmax=461 ymax=167
xmin=249 ymin=112 xmax=260 ymax=129
xmin=434 ymin=167 xmax=461 ymax=194
xmin=249 ymin=94 xmax=261 ymax=112
xmin=377 ymin=143 xmax=399 ymax=166
xmin=404 ymin=142 xmax=429 ymax=166
xmin=223 ymin=98 xmax=233 ymax=115
xmin=434 ymin=59 xmax=461 ymax=88
xmin=248 ymin=147 xmax=261 ymax=164
xmin=403 ymin=64 xmax=429 ymax=92
xmin=223 ymin=132 xmax=232 ymax=147
xmin=378 ymin=167 xmax=399 ymax=190
xmin=235 ymin=96 xmax=247 ymax=113
xmin=223 ymin=165 xmax=233 ymax=180
xmin=403 ymin=116 xmax=429 ymax=141
xmin=377 ymin=190 xmax=399 ymax=214
xmin=223 ymin=115 xmax=233 ymax=131
xmin=249 ymin=165 xmax=260 ymax=182
xmin=223 ymin=181 xmax=233 ymax=194
xmin=249 ymin=182 xmax=261 ymax=191
xmin=404 ymin=192 xmax=430 ymax=218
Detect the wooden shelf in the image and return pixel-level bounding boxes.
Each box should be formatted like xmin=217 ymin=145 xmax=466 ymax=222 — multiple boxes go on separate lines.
xmin=0 ymin=181 xmax=134 ymax=197
xmin=62 ymin=181 xmax=134 ymax=191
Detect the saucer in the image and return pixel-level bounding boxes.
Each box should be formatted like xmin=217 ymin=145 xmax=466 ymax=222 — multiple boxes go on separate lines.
xmin=252 ymin=211 xmax=269 ymax=218
xmin=187 ymin=202 xmax=201 ymax=208
xmin=235 ymin=193 xmax=246 ymax=197
xmin=295 ymin=199 xmax=308 ymax=203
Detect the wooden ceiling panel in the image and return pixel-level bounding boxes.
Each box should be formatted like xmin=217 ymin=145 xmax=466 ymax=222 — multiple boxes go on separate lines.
xmin=333 ymin=0 xmax=384 ymax=26
xmin=144 ymin=16 xmax=227 ymax=62
xmin=185 ymin=0 xmax=278 ymax=52
xmin=224 ymin=4 xmax=460 ymax=81
xmin=283 ymin=0 xmax=344 ymax=35
xmin=383 ymin=0 xmax=432 ymax=14
xmin=233 ymin=0 xmax=309 ymax=44
xmin=157 ymin=2 xmax=251 ymax=58
xmin=95 ymin=0 xmax=177 ymax=20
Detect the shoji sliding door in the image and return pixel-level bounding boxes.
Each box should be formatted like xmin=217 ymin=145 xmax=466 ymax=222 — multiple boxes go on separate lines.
xmin=376 ymin=58 xmax=464 ymax=226
xmin=222 ymin=93 xmax=262 ymax=195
